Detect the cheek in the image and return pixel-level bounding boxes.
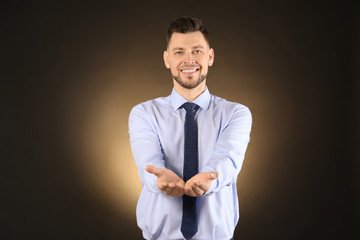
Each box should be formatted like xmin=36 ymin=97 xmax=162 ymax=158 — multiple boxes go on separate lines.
xmin=200 ymin=61 xmax=209 ymax=70
xmin=199 ymin=58 xmax=209 ymax=67
xmin=200 ymin=67 xmax=208 ymax=74
xmin=171 ymin=61 xmax=182 ymax=70
xmin=170 ymin=66 xmax=179 ymax=74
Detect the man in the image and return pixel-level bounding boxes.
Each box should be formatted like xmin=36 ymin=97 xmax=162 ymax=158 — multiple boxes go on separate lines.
xmin=129 ymin=16 xmax=252 ymax=240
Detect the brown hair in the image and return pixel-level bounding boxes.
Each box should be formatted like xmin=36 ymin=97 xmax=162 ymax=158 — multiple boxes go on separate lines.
xmin=166 ymin=16 xmax=210 ymax=48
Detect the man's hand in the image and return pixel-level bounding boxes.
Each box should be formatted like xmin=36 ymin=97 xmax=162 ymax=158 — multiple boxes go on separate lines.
xmin=145 ymin=165 xmax=185 ymax=197
xmin=184 ymin=172 xmax=218 ymax=197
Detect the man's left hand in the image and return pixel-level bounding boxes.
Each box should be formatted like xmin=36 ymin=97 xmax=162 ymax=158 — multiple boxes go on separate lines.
xmin=184 ymin=172 xmax=218 ymax=197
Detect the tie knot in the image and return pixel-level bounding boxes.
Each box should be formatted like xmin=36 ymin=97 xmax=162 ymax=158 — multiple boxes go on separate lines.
xmin=182 ymin=102 xmax=198 ymax=113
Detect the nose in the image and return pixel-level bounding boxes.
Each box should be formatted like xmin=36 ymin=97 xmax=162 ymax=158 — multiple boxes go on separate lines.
xmin=183 ymin=52 xmax=195 ymax=64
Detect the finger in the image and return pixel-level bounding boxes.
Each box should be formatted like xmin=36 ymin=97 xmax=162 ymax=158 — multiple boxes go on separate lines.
xmin=167 ymin=187 xmax=184 ymax=197
xmin=164 ymin=187 xmax=173 ymax=195
xmin=165 ymin=185 xmax=184 ymax=197
xmin=185 ymin=185 xmax=196 ymax=197
xmin=145 ymin=165 xmax=162 ymax=177
xmin=172 ymin=183 xmax=185 ymax=197
xmin=174 ymin=188 xmax=185 ymax=197
xmin=162 ymin=183 xmax=175 ymax=194
xmin=192 ymin=183 xmax=204 ymax=196
xmin=184 ymin=189 xmax=194 ymax=197
xmin=208 ymin=171 xmax=218 ymax=180
xmin=159 ymin=182 xmax=169 ymax=191
xmin=171 ymin=187 xmax=181 ymax=197
xmin=195 ymin=181 xmax=208 ymax=192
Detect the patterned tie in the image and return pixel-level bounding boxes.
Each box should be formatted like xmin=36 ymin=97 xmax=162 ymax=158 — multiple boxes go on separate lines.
xmin=181 ymin=102 xmax=199 ymax=240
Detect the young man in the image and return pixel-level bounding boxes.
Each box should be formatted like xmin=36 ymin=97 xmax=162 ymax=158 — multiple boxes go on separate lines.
xmin=129 ymin=16 xmax=252 ymax=240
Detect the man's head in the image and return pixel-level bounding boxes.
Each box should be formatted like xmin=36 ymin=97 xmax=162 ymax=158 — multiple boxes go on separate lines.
xmin=166 ymin=16 xmax=210 ymax=49
xmin=164 ymin=16 xmax=214 ymax=92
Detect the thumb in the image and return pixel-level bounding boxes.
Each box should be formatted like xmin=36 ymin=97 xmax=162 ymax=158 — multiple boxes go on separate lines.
xmin=209 ymin=171 xmax=219 ymax=180
xmin=145 ymin=165 xmax=162 ymax=177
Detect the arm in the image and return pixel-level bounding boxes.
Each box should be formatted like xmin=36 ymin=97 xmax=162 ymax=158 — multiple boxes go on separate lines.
xmin=129 ymin=104 xmax=184 ymax=196
xmin=200 ymin=105 xmax=252 ymax=195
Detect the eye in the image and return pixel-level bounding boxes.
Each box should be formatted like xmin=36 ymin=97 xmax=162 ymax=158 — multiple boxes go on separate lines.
xmin=193 ymin=50 xmax=202 ymax=54
xmin=175 ymin=51 xmax=183 ymax=55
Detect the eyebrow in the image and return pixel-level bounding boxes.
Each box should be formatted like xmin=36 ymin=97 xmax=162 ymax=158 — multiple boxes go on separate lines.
xmin=172 ymin=47 xmax=184 ymax=51
xmin=171 ymin=45 xmax=205 ymax=51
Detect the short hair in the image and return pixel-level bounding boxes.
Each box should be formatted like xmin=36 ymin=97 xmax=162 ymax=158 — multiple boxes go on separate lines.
xmin=166 ymin=16 xmax=210 ymax=48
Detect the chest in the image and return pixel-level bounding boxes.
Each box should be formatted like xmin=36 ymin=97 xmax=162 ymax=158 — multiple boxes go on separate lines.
xmin=155 ymin=110 xmax=221 ymax=175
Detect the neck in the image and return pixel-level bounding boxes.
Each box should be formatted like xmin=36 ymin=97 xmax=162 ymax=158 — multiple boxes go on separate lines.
xmin=173 ymin=80 xmax=206 ymax=102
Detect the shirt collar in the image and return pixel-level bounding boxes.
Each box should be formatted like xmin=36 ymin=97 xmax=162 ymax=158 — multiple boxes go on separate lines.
xmin=170 ymin=87 xmax=211 ymax=111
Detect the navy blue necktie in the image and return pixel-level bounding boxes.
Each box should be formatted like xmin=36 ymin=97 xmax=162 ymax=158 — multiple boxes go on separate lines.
xmin=181 ymin=102 xmax=199 ymax=240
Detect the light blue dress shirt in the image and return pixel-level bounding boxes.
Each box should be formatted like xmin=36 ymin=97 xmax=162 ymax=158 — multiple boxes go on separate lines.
xmin=129 ymin=87 xmax=252 ymax=240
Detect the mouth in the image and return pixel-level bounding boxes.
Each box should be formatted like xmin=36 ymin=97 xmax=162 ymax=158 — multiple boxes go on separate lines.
xmin=180 ymin=67 xmax=200 ymax=74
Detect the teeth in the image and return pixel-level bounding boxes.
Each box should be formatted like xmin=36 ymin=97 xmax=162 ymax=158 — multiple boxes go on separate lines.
xmin=182 ymin=69 xmax=197 ymax=73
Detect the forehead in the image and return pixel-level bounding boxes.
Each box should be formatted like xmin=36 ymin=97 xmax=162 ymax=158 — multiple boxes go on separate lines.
xmin=168 ymin=31 xmax=209 ymax=50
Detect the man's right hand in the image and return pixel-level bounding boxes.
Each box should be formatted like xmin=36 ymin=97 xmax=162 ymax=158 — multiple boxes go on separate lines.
xmin=145 ymin=165 xmax=185 ymax=197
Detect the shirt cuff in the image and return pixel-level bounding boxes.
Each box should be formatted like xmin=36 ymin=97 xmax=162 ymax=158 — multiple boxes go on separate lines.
xmin=143 ymin=162 xmax=165 ymax=193
xmin=201 ymin=166 xmax=218 ymax=196
xmin=203 ymin=178 xmax=218 ymax=196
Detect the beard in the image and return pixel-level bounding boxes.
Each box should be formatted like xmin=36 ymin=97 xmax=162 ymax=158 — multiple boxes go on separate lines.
xmin=173 ymin=73 xmax=207 ymax=89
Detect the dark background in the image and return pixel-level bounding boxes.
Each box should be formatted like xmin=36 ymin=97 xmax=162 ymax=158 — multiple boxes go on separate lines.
xmin=1 ymin=1 xmax=359 ymax=239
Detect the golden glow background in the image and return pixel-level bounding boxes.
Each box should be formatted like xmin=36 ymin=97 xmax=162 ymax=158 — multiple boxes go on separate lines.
xmin=2 ymin=1 xmax=358 ymax=239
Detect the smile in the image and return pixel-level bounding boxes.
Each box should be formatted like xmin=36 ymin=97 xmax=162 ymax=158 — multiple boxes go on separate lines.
xmin=180 ymin=68 xmax=200 ymax=73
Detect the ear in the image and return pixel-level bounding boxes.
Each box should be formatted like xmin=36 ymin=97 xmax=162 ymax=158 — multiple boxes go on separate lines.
xmin=208 ymin=48 xmax=215 ymax=66
xmin=163 ymin=50 xmax=170 ymax=69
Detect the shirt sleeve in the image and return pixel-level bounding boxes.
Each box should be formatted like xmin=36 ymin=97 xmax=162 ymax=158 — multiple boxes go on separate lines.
xmin=202 ymin=105 xmax=252 ymax=195
xmin=128 ymin=104 xmax=165 ymax=193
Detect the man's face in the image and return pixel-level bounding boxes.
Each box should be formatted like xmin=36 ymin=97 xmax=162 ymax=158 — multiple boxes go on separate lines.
xmin=163 ymin=31 xmax=214 ymax=89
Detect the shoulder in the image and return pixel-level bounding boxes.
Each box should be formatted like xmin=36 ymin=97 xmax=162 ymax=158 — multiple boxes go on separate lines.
xmin=131 ymin=96 xmax=171 ymax=112
xmin=210 ymin=94 xmax=251 ymax=118
xmin=130 ymin=96 xmax=172 ymax=117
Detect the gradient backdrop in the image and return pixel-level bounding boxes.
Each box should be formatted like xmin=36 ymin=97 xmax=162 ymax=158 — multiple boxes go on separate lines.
xmin=2 ymin=1 xmax=359 ymax=239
